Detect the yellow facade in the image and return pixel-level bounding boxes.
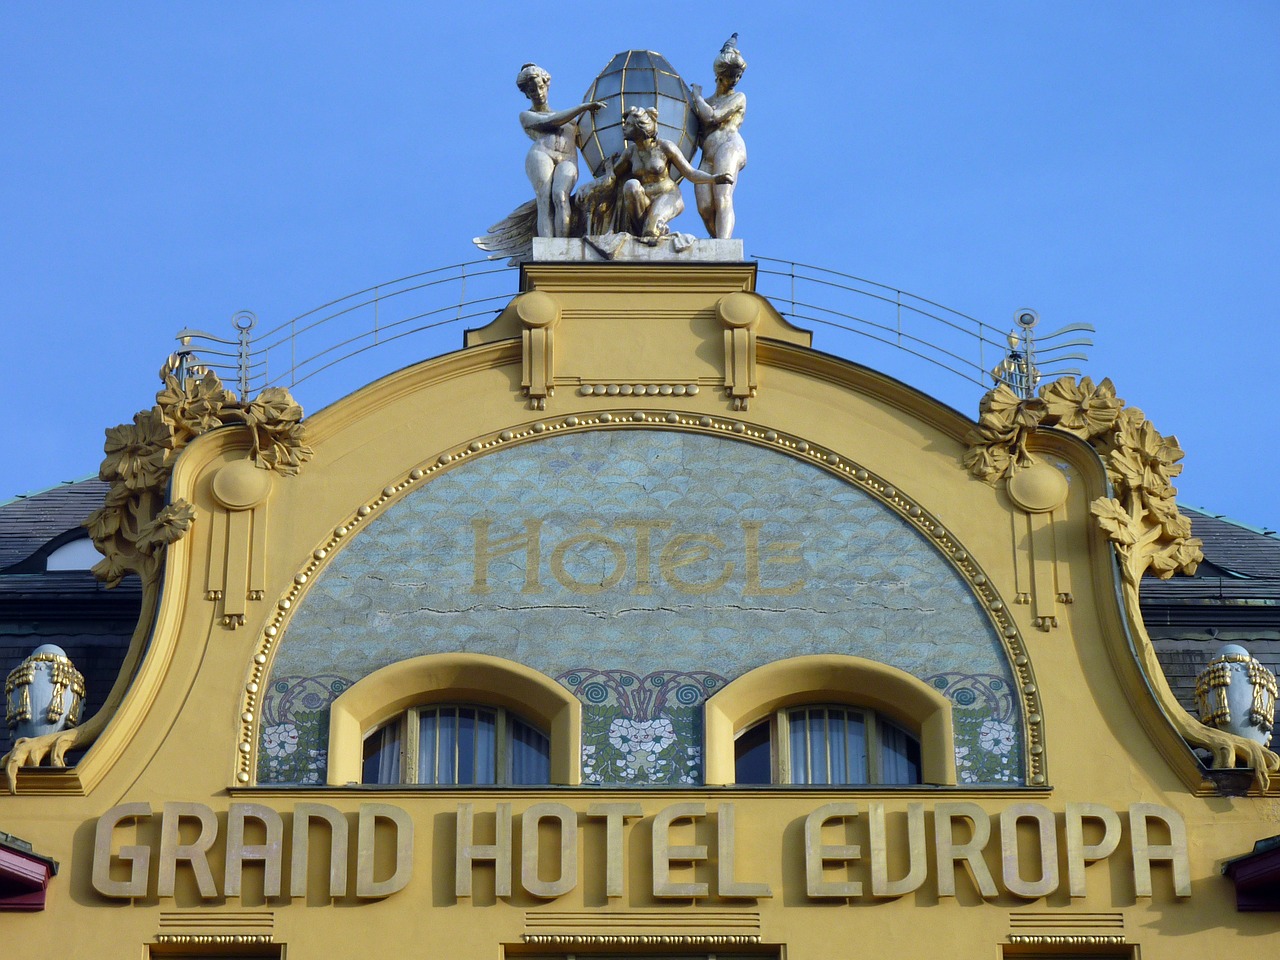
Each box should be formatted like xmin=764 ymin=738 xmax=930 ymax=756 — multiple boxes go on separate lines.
xmin=2 ymin=260 xmax=1276 ymax=958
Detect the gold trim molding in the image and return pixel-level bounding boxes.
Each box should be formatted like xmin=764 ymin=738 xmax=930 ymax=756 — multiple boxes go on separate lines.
xmin=1007 ymin=935 xmax=1128 ymax=946
xmin=522 ymin=935 xmax=763 ymax=947
xmin=238 ymin=412 xmax=1045 ymax=787
xmin=154 ymin=935 xmax=275 ymax=945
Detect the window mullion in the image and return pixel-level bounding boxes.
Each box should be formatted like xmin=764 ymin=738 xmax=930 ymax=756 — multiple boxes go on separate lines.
xmin=404 ymin=708 xmax=420 ymax=784
xmin=496 ymin=708 xmax=509 ymax=785
xmin=774 ymin=711 xmax=789 ymax=785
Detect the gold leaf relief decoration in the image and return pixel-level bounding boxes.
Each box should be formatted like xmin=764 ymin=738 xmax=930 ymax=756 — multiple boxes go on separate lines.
xmin=966 ymin=375 xmax=1278 ymax=789
xmin=3 ymin=357 xmax=311 ymax=786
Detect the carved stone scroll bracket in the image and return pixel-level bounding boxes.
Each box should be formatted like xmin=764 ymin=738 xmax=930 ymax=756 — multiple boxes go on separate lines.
xmin=517 ymin=291 xmax=560 ymax=410
xmin=207 ymin=460 xmax=274 ymax=629
xmin=1006 ymin=461 xmax=1072 ymax=631
xmin=718 ymin=291 xmax=759 ymax=411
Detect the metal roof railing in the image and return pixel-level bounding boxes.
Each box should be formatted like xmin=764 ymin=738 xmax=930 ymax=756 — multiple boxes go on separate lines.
xmin=175 ymin=255 xmax=1093 ymax=409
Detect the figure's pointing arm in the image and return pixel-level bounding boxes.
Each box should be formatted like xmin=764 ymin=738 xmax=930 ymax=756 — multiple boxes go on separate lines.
xmin=522 ymin=100 xmax=607 ymax=132
xmin=666 ymin=143 xmax=733 ymax=185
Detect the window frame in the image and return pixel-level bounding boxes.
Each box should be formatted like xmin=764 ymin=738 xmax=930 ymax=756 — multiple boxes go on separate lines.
xmin=362 ymin=701 xmax=551 ymax=786
xmin=734 ymin=703 xmax=922 ymax=786
xmin=704 ymin=654 xmax=957 ymax=786
xmin=324 ymin=653 xmax=580 ymax=787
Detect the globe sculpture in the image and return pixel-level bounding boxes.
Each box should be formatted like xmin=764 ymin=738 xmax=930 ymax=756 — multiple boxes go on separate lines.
xmin=577 ymin=50 xmax=699 ymax=179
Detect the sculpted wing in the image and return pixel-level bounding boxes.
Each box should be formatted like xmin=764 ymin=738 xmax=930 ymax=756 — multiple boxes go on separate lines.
xmin=473 ymin=200 xmax=537 ymax=266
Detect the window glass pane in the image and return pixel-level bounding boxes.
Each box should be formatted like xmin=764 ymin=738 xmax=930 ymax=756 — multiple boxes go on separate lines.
xmin=418 ymin=710 xmax=438 ymax=783
xmin=509 ymin=716 xmax=550 ymax=784
xmin=437 ymin=708 xmax=457 ymax=784
xmin=880 ymin=719 xmax=922 ymax=785
xmin=844 ymin=710 xmax=868 ymax=784
xmin=456 ymin=707 xmax=477 ymax=784
xmin=474 ymin=708 xmax=497 ymax=785
xmin=734 ymin=720 xmax=772 ymax=784
xmin=810 ymin=709 xmax=830 ymax=784
xmin=828 ymin=710 xmax=847 ymax=783
xmin=363 ymin=722 xmax=401 ymax=784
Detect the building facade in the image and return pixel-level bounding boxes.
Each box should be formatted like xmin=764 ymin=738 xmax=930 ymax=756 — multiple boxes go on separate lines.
xmin=1 ymin=254 xmax=1277 ymax=957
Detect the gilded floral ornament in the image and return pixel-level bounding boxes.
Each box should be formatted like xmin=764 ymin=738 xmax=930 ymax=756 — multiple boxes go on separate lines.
xmin=242 ymin=387 xmax=313 ymax=476
xmin=965 ymin=374 xmax=1277 ymax=789
xmin=2 ymin=359 xmax=312 ymax=788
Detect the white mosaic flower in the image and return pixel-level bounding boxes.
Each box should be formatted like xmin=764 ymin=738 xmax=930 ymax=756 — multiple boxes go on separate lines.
xmin=263 ymin=722 xmax=301 ymax=757
xmin=978 ymin=720 xmax=1015 ymax=755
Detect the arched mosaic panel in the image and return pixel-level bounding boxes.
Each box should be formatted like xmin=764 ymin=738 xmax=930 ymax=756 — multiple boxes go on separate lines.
xmin=259 ymin=429 xmax=1022 ymax=786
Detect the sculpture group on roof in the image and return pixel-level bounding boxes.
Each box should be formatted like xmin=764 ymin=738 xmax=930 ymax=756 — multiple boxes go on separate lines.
xmin=476 ymin=36 xmax=747 ymax=262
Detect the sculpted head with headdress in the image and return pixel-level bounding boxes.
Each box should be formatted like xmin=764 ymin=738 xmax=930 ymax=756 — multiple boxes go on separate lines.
xmin=713 ymin=34 xmax=746 ymax=85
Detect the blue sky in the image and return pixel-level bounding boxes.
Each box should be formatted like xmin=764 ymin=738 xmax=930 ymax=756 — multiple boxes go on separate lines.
xmin=2 ymin=3 xmax=1277 ymax=531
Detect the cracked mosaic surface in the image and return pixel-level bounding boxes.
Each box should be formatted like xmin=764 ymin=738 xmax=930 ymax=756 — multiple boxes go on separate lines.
xmin=261 ymin=430 xmax=1022 ymax=785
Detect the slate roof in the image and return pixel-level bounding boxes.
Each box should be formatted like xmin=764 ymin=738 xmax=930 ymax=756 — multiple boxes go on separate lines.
xmin=0 ymin=479 xmax=110 ymax=571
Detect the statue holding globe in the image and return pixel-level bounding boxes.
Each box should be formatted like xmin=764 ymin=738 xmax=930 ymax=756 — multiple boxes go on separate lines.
xmin=476 ymin=46 xmax=745 ymax=261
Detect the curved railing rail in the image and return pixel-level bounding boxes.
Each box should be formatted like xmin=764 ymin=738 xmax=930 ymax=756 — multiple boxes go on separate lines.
xmin=175 ymin=255 xmax=1092 ymax=408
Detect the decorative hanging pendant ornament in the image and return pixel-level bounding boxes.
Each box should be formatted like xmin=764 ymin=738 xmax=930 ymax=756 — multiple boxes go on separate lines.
xmin=4 ymin=645 xmax=86 ymax=741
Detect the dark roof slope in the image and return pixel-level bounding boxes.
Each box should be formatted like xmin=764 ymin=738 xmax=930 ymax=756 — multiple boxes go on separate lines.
xmin=0 ymin=479 xmax=106 ymax=571
xmin=1180 ymin=506 xmax=1280 ymax=579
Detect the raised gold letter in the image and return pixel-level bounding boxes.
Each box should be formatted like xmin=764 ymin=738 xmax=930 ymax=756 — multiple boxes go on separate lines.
xmin=934 ymin=802 xmax=997 ymax=898
xmin=586 ymin=802 xmax=642 ymax=897
xmin=92 ymin=803 xmax=151 ymax=899
xmin=805 ymin=802 xmax=861 ymax=898
xmin=456 ymin=802 xmax=512 ymax=897
xmin=356 ymin=803 xmax=413 ymax=898
xmin=157 ymin=802 xmax=219 ymax=899
xmin=225 ymin=802 xmax=283 ymax=897
xmin=290 ymin=802 xmax=349 ymax=898
xmin=999 ymin=803 xmax=1058 ymax=899
xmin=653 ymin=802 xmax=708 ymax=897
xmin=521 ymin=802 xmax=577 ymax=898
xmin=1065 ymin=802 xmax=1121 ymax=899
xmin=717 ymin=803 xmax=772 ymax=898
xmin=1129 ymin=803 xmax=1190 ymax=898
xmin=868 ymin=801 xmax=926 ymax=897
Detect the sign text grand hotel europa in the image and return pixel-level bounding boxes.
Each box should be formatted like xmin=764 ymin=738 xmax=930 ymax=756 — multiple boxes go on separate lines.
xmin=91 ymin=800 xmax=1190 ymax=902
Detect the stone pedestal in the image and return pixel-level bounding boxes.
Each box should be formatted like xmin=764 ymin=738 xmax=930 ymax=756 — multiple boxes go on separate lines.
xmin=531 ymin=236 xmax=745 ymax=263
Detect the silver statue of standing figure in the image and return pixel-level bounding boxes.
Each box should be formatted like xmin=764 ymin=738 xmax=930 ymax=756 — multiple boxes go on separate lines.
xmin=517 ymin=63 xmax=606 ymax=238
xmin=691 ymin=34 xmax=747 ymax=239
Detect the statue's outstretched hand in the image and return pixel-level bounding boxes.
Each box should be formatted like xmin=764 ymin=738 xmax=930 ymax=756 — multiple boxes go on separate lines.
xmin=691 ymin=84 xmax=703 ymax=98
xmin=715 ymin=173 xmax=735 ymax=185
xmin=588 ymin=100 xmax=607 ymax=113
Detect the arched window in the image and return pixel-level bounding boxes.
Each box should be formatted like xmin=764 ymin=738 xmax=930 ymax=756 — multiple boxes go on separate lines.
xmin=324 ymin=652 xmax=580 ymax=787
xmin=734 ymin=704 xmax=922 ymax=785
xmin=363 ymin=703 xmax=551 ymax=785
xmin=704 ymin=654 xmax=956 ymax=786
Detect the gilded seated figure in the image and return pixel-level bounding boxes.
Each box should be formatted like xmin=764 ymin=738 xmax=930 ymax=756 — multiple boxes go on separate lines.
xmin=612 ymin=106 xmax=733 ymax=243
